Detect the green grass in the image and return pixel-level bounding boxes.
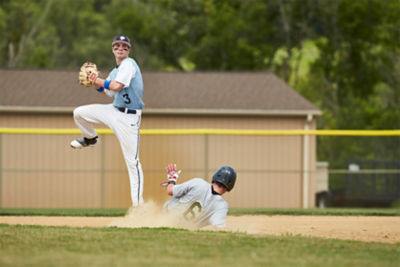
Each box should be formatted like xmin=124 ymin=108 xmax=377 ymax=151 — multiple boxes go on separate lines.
xmin=0 ymin=208 xmax=127 ymax=217
xmin=0 ymin=207 xmax=399 ymax=217
xmin=229 ymin=207 xmax=400 ymax=216
xmin=0 ymin=224 xmax=398 ymax=267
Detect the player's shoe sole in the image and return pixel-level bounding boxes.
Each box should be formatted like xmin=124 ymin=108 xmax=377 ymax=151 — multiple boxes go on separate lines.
xmin=70 ymin=136 xmax=98 ymax=149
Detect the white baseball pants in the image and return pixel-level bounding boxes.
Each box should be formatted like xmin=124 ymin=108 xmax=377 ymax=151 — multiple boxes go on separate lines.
xmin=73 ymin=103 xmax=144 ymax=207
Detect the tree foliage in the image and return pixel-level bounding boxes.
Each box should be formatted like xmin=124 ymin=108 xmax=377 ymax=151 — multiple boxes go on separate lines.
xmin=1 ymin=0 xmax=399 ymax=166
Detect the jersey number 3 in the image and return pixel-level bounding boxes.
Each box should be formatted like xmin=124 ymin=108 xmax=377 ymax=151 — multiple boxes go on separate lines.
xmin=123 ymin=93 xmax=131 ymax=104
xmin=183 ymin=201 xmax=203 ymax=221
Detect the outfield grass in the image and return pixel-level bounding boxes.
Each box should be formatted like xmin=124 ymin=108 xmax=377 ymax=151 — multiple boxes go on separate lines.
xmin=229 ymin=207 xmax=400 ymax=216
xmin=0 ymin=224 xmax=398 ymax=266
xmin=0 ymin=208 xmax=127 ymax=217
xmin=0 ymin=207 xmax=399 ymax=216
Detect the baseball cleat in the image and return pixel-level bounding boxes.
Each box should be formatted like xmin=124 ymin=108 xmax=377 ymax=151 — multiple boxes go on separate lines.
xmin=70 ymin=136 xmax=98 ymax=149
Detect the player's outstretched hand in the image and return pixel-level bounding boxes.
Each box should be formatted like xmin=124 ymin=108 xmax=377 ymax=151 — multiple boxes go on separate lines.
xmin=161 ymin=163 xmax=181 ymax=187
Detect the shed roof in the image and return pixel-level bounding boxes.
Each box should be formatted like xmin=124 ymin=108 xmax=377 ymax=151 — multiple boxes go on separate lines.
xmin=0 ymin=69 xmax=320 ymax=116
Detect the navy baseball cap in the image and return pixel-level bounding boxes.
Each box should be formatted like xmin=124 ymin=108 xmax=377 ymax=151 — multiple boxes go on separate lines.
xmin=112 ymin=35 xmax=131 ymax=48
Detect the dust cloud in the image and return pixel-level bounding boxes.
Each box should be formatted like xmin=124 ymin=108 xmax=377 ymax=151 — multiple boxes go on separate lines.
xmin=108 ymin=201 xmax=198 ymax=230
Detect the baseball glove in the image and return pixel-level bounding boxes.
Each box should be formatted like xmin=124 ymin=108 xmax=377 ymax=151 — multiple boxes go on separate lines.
xmin=79 ymin=62 xmax=99 ymax=87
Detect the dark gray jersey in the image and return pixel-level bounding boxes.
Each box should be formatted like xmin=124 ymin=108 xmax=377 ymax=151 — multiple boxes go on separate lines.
xmin=164 ymin=178 xmax=228 ymax=228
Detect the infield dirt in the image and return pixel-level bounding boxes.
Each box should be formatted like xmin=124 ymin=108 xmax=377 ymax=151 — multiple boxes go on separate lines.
xmin=1 ymin=202 xmax=399 ymax=244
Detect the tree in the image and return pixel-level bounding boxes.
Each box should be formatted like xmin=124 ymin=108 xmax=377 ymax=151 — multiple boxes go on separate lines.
xmin=1 ymin=0 xmax=54 ymax=67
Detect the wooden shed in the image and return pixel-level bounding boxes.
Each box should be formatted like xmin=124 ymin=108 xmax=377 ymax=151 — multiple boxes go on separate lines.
xmin=0 ymin=70 xmax=321 ymax=209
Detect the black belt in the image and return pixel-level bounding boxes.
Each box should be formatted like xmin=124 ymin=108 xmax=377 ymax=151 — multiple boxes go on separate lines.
xmin=116 ymin=107 xmax=136 ymax=114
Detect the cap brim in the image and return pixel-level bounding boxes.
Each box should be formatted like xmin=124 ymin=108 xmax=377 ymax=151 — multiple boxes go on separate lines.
xmin=112 ymin=41 xmax=131 ymax=48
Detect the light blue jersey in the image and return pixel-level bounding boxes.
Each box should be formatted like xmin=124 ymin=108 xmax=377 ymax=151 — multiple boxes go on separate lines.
xmin=107 ymin=57 xmax=144 ymax=110
xmin=73 ymin=38 xmax=145 ymax=208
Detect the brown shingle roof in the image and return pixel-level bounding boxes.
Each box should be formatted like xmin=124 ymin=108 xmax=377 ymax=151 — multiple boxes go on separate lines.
xmin=0 ymin=69 xmax=320 ymax=116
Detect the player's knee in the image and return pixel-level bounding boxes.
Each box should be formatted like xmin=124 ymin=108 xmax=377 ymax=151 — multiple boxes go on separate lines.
xmin=126 ymin=158 xmax=139 ymax=167
xmin=73 ymin=106 xmax=88 ymax=119
xmin=73 ymin=107 xmax=82 ymax=118
xmin=126 ymin=159 xmax=142 ymax=173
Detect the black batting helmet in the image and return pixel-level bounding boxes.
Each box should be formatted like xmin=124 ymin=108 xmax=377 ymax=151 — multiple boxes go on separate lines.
xmin=212 ymin=166 xmax=237 ymax=191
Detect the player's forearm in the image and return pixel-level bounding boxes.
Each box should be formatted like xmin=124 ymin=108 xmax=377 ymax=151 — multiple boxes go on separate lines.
xmin=94 ymin=78 xmax=124 ymax=92
xmin=167 ymin=184 xmax=174 ymax=196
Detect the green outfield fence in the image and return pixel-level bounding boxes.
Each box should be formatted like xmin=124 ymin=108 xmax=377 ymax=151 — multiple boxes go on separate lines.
xmin=0 ymin=128 xmax=399 ymax=209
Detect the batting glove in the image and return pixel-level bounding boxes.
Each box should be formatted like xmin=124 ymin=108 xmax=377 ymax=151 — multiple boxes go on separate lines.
xmin=161 ymin=163 xmax=181 ymax=187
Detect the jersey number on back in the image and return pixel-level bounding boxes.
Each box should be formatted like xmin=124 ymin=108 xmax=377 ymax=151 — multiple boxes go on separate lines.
xmin=123 ymin=93 xmax=131 ymax=104
xmin=183 ymin=201 xmax=203 ymax=221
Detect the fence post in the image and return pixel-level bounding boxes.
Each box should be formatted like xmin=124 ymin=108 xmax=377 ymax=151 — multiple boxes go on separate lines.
xmin=302 ymin=133 xmax=310 ymax=208
xmin=100 ymin=134 xmax=105 ymax=208
xmin=302 ymin=114 xmax=313 ymax=208
xmin=204 ymin=134 xmax=209 ymax=181
xmin=0 ymin=134 xmax=2 ymax=208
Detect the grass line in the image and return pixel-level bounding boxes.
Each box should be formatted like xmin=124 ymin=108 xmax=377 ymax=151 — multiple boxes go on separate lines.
xmin=0 ymin=208 xmax=399 ymax=217
xmin=0 ymin=208 xmax=127 ymax=217
xmin=228 ymin=208 xmax=400 ymax=216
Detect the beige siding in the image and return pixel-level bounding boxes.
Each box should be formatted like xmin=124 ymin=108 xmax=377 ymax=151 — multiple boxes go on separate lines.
xmin=0 ymin=113 xmax=317 ymax=208
xmin=142 ymin=115 xmax=306 ymax=129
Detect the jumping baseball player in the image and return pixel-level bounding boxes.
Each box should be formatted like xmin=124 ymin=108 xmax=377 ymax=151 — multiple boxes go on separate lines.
xmin=161 ymin=163 xmax=237 ymax=230
xmin=72 ymin=35 xmax=145 ymax=207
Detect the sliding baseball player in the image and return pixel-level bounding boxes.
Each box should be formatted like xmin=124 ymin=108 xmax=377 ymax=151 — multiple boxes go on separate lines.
xmin=162 ymin=163 xmax=237 ymax=230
